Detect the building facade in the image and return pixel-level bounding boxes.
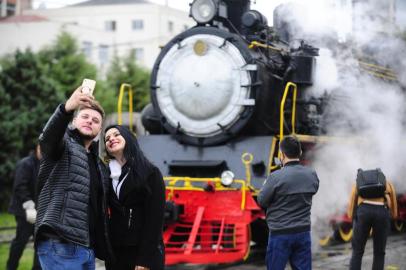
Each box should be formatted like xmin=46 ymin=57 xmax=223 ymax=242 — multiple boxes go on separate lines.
xmin=1 ymin=0 xmax=32 ymax=17
xmin=0 ymin=0 xmax=194 ymax=70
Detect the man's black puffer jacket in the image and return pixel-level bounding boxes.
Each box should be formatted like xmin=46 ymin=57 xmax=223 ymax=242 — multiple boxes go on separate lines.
xmin=35 ymin=104 xmax=112 ymax=257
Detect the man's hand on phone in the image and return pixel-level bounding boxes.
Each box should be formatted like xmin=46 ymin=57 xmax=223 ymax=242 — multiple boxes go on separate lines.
xmin=81 ymin=78 xmax=96 ymax=96
xmin=65 ymin=86 xmax=94 ymax=113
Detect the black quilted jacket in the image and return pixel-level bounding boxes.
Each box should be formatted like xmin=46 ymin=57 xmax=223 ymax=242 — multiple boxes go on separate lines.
xmin=35 ymin=104 xmax=113 ymax=260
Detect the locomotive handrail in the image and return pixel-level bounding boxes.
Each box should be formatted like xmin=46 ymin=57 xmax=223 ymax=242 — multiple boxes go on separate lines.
xmin=279 ymin=82 xmax=298 ymax=141
xmin=359 ymin=69 xmax=397 ymax=81
xmin=268 ymin=138 xmax=278 ymax=173
xmin=248 ymin=41 xmax=285 ymax=53
xmin=357 ymin=60 xmax=397 ymax=81
xmin=358 ymin=61 xmax=395 ymax=72
xmin=241 ymin=153 xmax=254 ymax=190
xmin=117 ymin=83 xmax=134 ymax=132
xmin=164 ymin=177 xmax=248 ymax=209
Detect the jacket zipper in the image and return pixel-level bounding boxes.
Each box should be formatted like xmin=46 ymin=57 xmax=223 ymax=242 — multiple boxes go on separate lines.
xmin=128 ymin=208 xmax=133 ymax=228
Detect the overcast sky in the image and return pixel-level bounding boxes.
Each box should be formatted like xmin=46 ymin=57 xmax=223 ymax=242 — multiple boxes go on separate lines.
xmin=31 ymin=0 xmax=406 ymax=28
xmin=32 ymin=0 xmax=285 ymax=24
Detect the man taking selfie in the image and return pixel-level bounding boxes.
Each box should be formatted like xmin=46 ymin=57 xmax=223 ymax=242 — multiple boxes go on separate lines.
xmin=34 ymin=86 xmax=112 ymax=270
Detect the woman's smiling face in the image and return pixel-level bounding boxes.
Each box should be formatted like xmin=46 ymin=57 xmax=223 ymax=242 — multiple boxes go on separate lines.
xmin=105 ymin=128 xmax=126 ymax=157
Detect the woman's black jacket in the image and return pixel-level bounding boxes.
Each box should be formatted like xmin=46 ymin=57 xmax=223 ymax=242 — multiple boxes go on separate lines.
xmin=106 ymin=163 xmax=166 ymax=269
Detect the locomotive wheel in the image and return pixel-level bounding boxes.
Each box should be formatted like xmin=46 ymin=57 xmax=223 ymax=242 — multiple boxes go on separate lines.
xmin=338 ymin=225 xmax=353 ymax=242
xmin=319 ymin=235 xmax=332 ymax=246
xmin=394 ymin=220 xmax=404 ymax=232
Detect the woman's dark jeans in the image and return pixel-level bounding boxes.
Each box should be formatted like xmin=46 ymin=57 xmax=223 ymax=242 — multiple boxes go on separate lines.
xmin=349 ymin=203 xmax=390 ymax=270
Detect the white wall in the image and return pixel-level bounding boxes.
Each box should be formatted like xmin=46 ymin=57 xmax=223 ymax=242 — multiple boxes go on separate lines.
xmin=25 ymin=3 xmax=194 ymax=69
xmin=0 ymin=2 xmax=194 ymax=71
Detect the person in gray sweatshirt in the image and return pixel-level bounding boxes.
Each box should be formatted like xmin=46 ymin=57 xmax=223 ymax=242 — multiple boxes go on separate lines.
xmin=258 ymin=136 xmax=319 ymax=270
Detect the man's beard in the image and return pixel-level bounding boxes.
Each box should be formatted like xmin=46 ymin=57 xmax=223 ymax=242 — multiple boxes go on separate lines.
xmin=78 ymin=130 xmax=97 ymax=141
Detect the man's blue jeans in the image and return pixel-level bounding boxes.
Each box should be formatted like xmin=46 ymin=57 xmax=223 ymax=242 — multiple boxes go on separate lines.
xmin=37 ymin=239 xmax=95 ymax=270
xmin=266 ymin=231 xmax=312 ymax=270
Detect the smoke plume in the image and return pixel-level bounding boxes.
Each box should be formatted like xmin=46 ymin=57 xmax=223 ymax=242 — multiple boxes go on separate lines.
xmin=274 ymin=0 xmax=406 ymax=240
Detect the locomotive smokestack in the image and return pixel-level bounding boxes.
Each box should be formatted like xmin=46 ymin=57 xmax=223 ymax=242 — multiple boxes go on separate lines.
xmin=224 ymin=0 xmax=250 ymax=32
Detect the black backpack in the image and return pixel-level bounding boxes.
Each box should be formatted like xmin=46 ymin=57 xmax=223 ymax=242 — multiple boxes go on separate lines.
xmin=356 ymin=168 xmax=386 ymax=198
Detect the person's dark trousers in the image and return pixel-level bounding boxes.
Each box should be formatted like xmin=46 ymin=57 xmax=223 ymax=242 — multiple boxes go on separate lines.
xmin=349 ymin=203 xmax=390 ymax=270
xmin=6 ymin=216 xmax=41 ymax=270
xmin=106 ymin=245 xmax=165 ymax=270
xmin=265 ymin=231 xmax=311 ymax=270
xmin=105 ymin=246 xmax=137 ymax=270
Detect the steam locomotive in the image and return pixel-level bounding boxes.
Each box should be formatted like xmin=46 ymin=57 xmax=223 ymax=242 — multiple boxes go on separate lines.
xmin=131 ymin=0 xmax=328 ymax=265
xmin=106 ymin=0 xmax=406 ymax=265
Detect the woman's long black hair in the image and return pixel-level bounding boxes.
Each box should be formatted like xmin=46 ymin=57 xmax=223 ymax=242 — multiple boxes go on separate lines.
xmin=104 ymin=125 xmax=154 ymax=193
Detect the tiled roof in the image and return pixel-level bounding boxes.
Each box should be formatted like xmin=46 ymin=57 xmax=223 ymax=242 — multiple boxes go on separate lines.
xmin=0 ymin=15 xmax=47 ymax=23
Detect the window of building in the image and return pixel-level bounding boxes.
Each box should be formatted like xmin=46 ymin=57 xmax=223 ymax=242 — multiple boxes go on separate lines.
xmin=132 ymin=19 xmax=144 ymax=30
xmin=134 ymin=48 xmax=144 ymax=62
xmin=99 ymin=44 xmax=109 ymax=65
xmin=82 ymin=41 xmax=93 ymax=58
xmin=168 ymin=21 xmax=174 ymax=32
xmin=105 ymin=20 xmax=116 ymax=31
xmin=3 ymin=2 xmax=16 ymax=16
xmin=396 ymin=0 xmax=406 ymax=27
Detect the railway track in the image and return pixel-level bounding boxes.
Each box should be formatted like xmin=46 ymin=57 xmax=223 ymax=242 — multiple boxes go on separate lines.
xmin=163 ymin=233 xmax=406 ymax=270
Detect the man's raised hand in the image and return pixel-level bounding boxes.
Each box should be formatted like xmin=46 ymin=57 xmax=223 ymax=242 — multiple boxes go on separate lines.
xmin=65 ymin=86 xmax=94 ymax=113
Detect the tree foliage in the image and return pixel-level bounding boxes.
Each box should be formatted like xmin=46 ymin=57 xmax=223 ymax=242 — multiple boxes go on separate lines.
xmin=105 ymin=50 xmax=151 ymax=113
xmin=0 ymin=50 xmax=62 ymax=209
xmin=38 ymin=31 xmax=97 ymax=99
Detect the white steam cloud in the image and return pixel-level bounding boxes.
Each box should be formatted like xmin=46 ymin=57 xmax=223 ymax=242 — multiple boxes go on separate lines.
xmin=275 ymin=0 xmax=406 ymax=240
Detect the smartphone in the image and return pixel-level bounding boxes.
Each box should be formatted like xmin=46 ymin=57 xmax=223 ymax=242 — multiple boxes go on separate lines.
xmin=81 ymin=79 xmax=96 ymax=95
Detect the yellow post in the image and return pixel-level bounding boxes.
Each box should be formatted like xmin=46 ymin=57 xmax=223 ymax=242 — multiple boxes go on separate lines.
xmin=279 ymin=82 xmax=297 ymax=141
xmin=267 ymin=138 xmax=278 ymax=173
xmin=241 ymin=152 xmax=253 ymax=190
xmin=117 ymin=83 xmax=134 ymax=132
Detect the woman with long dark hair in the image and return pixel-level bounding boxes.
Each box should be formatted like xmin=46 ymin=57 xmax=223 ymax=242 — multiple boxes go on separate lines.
xmin=103 ymin=125 xmax=165 ymax=270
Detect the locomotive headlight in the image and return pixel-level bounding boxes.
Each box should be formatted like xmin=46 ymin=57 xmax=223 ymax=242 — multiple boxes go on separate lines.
xmin=155 ymin=33 xmax=254 ymax=140
xmin=190 ymin=0 xmax=217 ymax=24
xmin=220 ymin=170 xmax=234 ymax=186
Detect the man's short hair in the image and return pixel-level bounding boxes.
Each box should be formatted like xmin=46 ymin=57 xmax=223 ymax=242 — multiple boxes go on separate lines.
xmin=279 ymin=136 xmax=302 ymax=158
xmin=76 ymin=100 xmax=105 ymax=119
